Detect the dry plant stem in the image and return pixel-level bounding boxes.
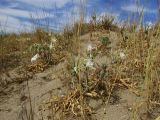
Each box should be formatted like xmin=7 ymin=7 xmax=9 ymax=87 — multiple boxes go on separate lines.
xmin=104 ymin=66 xmax=121 ymax=113
xmin=145 ymin=43 xmax=153 ymax=112
xmin=150 ymin=101 xmax=160 ymax=106
xmin=49 ymin=92 xmax=54 ymax=120
xmin=40 ymin=110 xmax=44 ymax=120
xmin=85 ymin=67 xmax=89 ymax=90
xmin=77 ymin=11 xmax=85 ymax=119
xmin=132 ymin=101 xmax=144 ymax=120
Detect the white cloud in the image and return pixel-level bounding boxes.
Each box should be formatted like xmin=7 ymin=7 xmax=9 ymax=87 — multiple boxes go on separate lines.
xmin=0 ymin=7 xmax=54 ymax=19
xmin=0 ymin=14 xmax=32 ymax=33
xmin=0 ymin=15 xmax=20 ymax=25
xmin=0 ymin=5 xmax=64 ymax=32
xmin=0 ymin=0 xmax=120 ymax=33
xmin=121 ymin=4 xmax=156 ymax=14
xmin=0 ymin=15 xmax=21 ymax=31
xmin=55 ymin=4 xmax=81 ymax=26
xmin=0 ymin=0 xmax=71 ymax=32
xmin=99 ymin=12 xmax=120 ymax=19
xmin=0 ymin=8 xmax=30 ymax=18
xmin=16 ymin=0 xmax=72 ymax=8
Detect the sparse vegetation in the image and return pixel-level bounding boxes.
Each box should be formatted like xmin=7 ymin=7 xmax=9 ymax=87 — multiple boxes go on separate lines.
xmin=0 ymin=1 xmax=160 ymax=120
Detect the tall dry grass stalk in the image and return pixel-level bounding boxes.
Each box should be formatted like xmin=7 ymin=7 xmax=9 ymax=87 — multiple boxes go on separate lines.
xmin=144 ymin=25 xmax=160 ymax=115
xmin=74 ymin=0 xmax=86 ymax=118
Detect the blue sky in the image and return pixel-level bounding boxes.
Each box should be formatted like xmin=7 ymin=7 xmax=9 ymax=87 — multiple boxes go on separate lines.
xmin=0 ymin=0 xmax=158 ymax=33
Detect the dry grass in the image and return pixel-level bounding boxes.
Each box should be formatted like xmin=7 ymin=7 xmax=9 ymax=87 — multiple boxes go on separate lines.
xmin=118 ymin=23 xmax=160 ymax=119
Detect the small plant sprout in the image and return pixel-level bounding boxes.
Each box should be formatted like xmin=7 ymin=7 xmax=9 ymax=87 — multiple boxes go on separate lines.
xmin=100 ymin=36 xmax=111 ymax=45
xmin=31 ymin=53 xmax=40 ymax=63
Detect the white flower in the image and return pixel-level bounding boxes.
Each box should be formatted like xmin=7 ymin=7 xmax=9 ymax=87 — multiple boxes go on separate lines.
xmin=49 ymin=43 xmax=53 ymax=50
xmin=119 ymin=52 xmax=125 ymax=59
xmin=49 ymin=42 xmax=55 ymax=50
xmin=26 ymin=38 xmax=30 ymax=41
xmin=86 ymin=58 xmax=94 ymax=68
xmin=51 ymin=38 xmax=57 ymax=43
xmin=89 ymin=53 xmax=93 ymax=58
xmin=87 ymin=44 xmax=92 ymax=52
xmin=48 ymin=32 xmax=52 ymax=37
xmin=136 ymin=25 xmax=141 ymax=32
xmin=49 ymin=38 xmax=56 ymax=50
xmin=147 ymin=21 xmax=153 ymax=29
xmin=31 ymin=53 xmax=40 ymax=63
xmin=73 ymin=66 xmax=78 ymax=73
